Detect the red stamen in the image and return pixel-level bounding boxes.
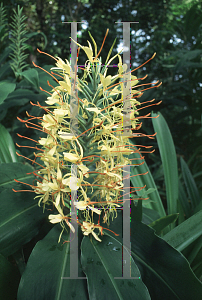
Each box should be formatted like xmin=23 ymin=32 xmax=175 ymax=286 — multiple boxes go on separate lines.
xmin=16 ymin=143 xmax=44 ymax=151
xmin=16 ymin=152 xmax=46 ymax=168
xmin=12 ymin=189 xmax=36 ymax=193
xmin=51 ymin=71 xmax=64 ymax=79
xmin=37 ymin=48 xmax=58 ymax=61
xmin=14 ymin=178 xmax=36 ymax=188
xmin=76 ymin=120 xmax=104 ymax=139
xmin=130 ymin=52 xmax=156 ymax=74
xmin=16 ymin=134 xmax=39 ymax=144
xmin=93 ymin=29 xmax=109 ymax=62
xmin=39 ymin=87 xmax=52 ymax=95
xmin=47 ymin=81 xmax=63 ymax=103
xmin=32 ymin=61 xmax=59 ymax=83
xmin=136 ymin=100 xmax=162 ymax=111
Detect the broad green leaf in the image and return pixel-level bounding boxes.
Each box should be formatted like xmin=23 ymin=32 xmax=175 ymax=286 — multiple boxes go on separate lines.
xmin=177 ymin=198 xmax=185 ymax=224
xmin=191 ymin=246 xmax=202 ymax=280
xmin=21 ymin=68 xmax=39 ymax=89
xmin=0 ymin=81 xmax=16 ymax=104
xmin=81 ymin=235 xmax=151 ymax=300
xmin=0 ymin=188 xmax=48 ymax=257
xmin=129 ymin=146 xmax=166 ymax=218
xmin=142 ymin=207 xmax=160 ymax=225
xmin=149 ymin=213 xmax=179 ymax=235
xmin=194 ymin=201 xmax=202 ymax=214
xmin=0 ymin=162 xmax=47 ymax=256
xmin=163 ymin=209 xmax=202 ymax=252
xmin=178 ymin=178 xmax=191 ymax=217
xmin=193 ymin=262 xmax=202 ymax=282
xmin=17 ymin=224 xmax=88 ymax=300
xmin=180 ymin=156 xmax=201 ymax=208
xmin=103 ymin=209 xmax=202 ymax=300
xmin=0 ymin=88 xmax=36 ymax=111
xmin=132 ymin=199 xmax=142 ymax=222
xmin=12 ymin=248 xmax=26 ymax=275
xmin=0 ymin=124 xmax=18 ymax=163
xmin=0 ymin=162 xmax=34 ymax=191
xmin=187 ymin=235 xmax=202 ymax=265
xmin=0 ymin=253 xmax=20 ymax=300
xmin=152 ymin=112 xmax=178 ymax=216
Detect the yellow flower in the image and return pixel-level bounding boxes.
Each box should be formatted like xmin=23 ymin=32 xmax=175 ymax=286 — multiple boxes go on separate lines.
xmin=81 ymin=222 xmax=102 ymax=242
xmin=49 ymin=213 xmax=75 ymax=235
xmin=72 ymin=39 xmax=94 ymax=63
xmin=75 ymin=200 xmax=101 ymax=215
xmin=49 ymin=213 xmax=64 ymax=224
xmin=51 ymin=57 xmax=71 ymax=74
xmin=15 ymin=30 xmax=160 ymax=243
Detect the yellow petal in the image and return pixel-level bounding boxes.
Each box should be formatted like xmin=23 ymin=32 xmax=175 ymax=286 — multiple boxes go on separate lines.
xmin=131 ymin=75 xmax=139 ymax=87
xmin=48 ymin=214 xmax=63 ymax=223
xmin=55 ymin=192 xmax=60 ymax=207
xmin=54 ymin=109 xmax=69 ymax=117
xmin=89 ymin=205 xmax=101 ymax=215
xmin=99 ymin=73 xmax=112 ymax=89
xmin=92 ymin=231 xmax=102 ymax=242
xmin=63 ymin=152 xmax=80 ymax=162
xmin=76 ymin=201 xmax=87 ymax=210
xmin=71 ymin=38 xmax=94 ymax=63
xmin=78 ymin=164 xmax=89 ymax=177
xmin=59 ymin=132 xmax=76 ymax=140
xmin=57 ymin=167 xmax=62 ymax=180
xmin=48 ymin=181 xmax=58 ymax=190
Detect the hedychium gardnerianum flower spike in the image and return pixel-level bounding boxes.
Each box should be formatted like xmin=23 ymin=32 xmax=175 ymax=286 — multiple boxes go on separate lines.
xmin=12 ymin=30 xmax=162 ymax=242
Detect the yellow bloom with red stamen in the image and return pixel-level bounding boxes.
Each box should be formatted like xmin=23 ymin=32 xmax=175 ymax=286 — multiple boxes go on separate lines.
xmin=13 ymin=29 xmax=161 ymax=243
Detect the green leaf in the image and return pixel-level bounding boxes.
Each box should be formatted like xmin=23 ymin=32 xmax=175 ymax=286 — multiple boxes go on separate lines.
xmin=0 ymin=162 xmax=35 ymax=191
xmin=132 ymin=199 xmax=142 ymax=222
xmin=149 ymin=213 xmax=179 ymax=235
xmin=0 ymin=47 xmax=12 ymax=65
xmin=0 ymin=88 xmax=36 ymax=111
xmin=0 ymin=188 xmax=47 ymax=257
xmin=81 ymin=235 xmax=151 ymax=300
xmin=131 ymin=219 xmax=202 ymax=300
xmin=129 ymin=146 xmax=166 ymax=218
xmin=180 ymin=156 xmax=201 ymax=208
xmin=152 ymin=112 xmax=178 ymax=216
xmin=0 ymin=253 xmax=20 ymax=300
xmin=0 ymin=162 xmax=47 ymax=256
xmin=0 ymin=81 xmax=16 ymax=104
xmin=163 ymin=209 xmax=202 ymax=252
xmin=194 ymin=201 xmax=202 ymax=214
xmin=0 ymin=63 xmax=11 ymax=80
xmin=0 ymin=124 xmax=18 ymax=163
xmin=103 ymin=209 xmax=202 ymax=300
xmin=187 ymin=235 xmax=202 ymax=265
xmin=142 ymin=207 xmax=161 ymax=225
xmin=178 ymin=177 xmax=191 ymax=217
xmin=21 ymin=68 xmax=39 ymax=89
xmin=17 ymin=224 xmax=89 ymax=300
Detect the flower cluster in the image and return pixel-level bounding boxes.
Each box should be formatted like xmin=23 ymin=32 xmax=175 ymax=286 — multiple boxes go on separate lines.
xmin=13 ymin=30 xmax=161 ymax=242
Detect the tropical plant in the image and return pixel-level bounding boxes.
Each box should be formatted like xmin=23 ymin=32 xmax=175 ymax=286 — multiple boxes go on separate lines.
xmin=0 ymin=29 xmax=202 ymax=300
